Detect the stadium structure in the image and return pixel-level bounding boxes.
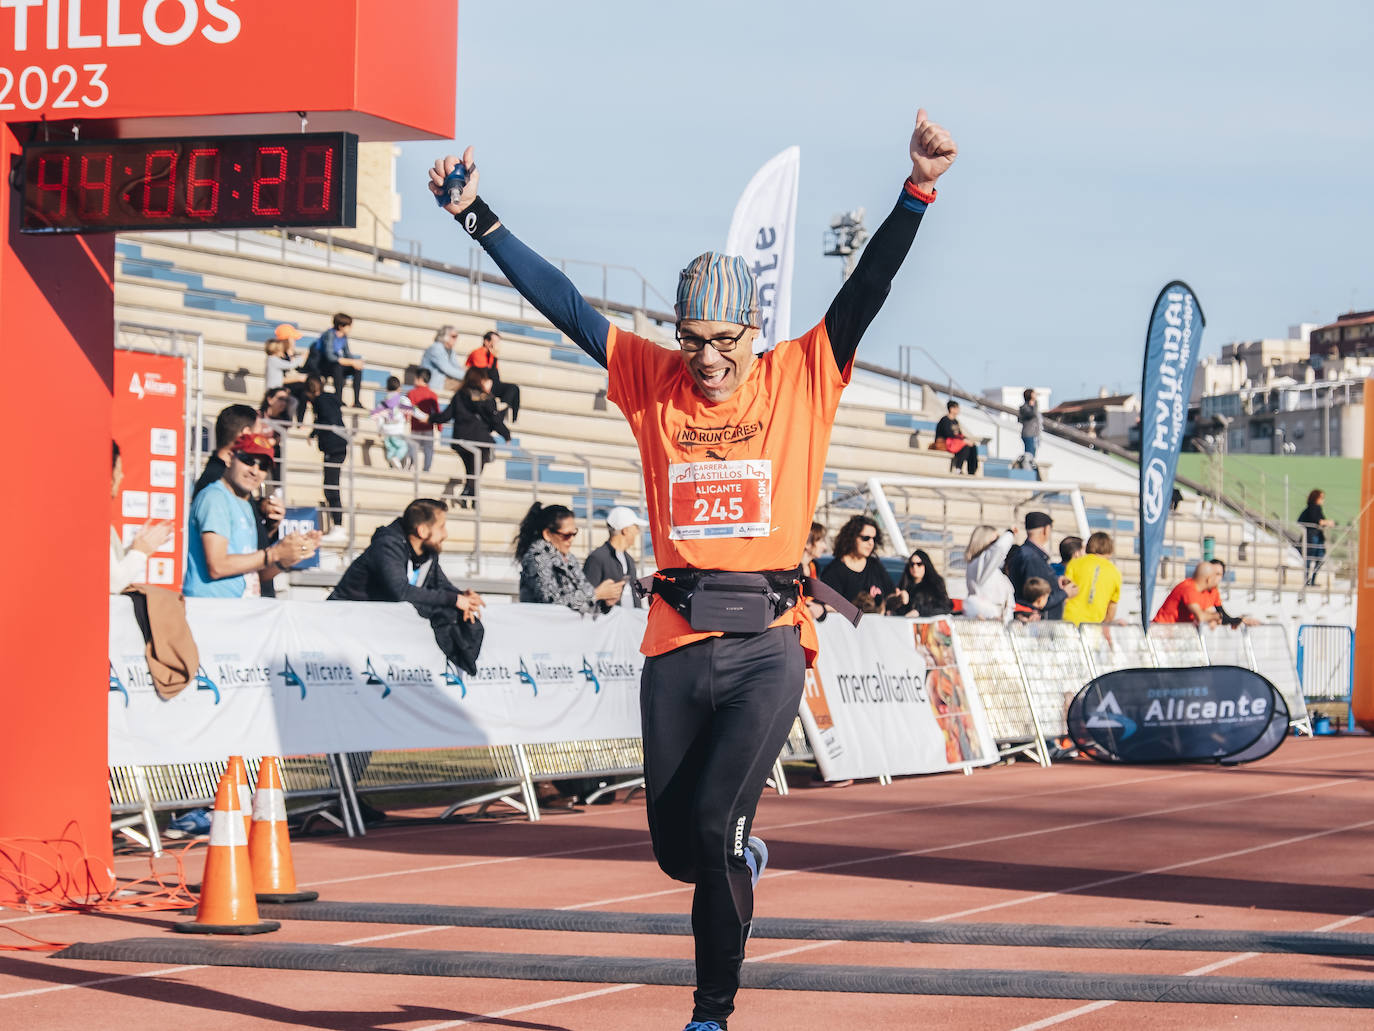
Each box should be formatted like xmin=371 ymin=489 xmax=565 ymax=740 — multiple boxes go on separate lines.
xmin=111 ymin=220 xmax=1359 ymax=638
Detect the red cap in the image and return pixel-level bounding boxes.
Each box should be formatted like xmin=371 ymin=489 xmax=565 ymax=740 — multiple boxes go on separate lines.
xmin=231 ymin=432 xmax=275 ymax=459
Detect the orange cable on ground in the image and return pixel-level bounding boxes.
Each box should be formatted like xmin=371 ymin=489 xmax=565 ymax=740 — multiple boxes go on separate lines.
xmin=0 ymin=820 xmax=203 ymax=951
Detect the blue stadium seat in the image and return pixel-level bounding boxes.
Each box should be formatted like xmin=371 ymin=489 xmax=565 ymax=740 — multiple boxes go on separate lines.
xmin=495 ymin=319 xmax=561 ymax=345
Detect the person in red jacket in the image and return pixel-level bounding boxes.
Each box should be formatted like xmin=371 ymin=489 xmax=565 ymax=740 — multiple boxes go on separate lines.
xmin=466 ymin=330 xmax=521 ymax=422
xmin=407 ymin=368 xmax=441 ymax=472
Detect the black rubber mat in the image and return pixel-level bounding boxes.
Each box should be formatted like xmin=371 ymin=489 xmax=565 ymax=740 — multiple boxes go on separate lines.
xmin=254 ymin=901 xmax=1374 ymax=957
xmin=51 ymin=938 xmax=1374 ymax=1007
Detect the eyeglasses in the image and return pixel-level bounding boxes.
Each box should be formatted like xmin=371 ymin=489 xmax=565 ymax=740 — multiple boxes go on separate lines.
xmin=909 ymin=559 xmax=924 ymax=567
xmin=857 ymin=533 xmax=877 ymax=543
xmin=675 ymin=324 xmax=751 ymax=354
xmin=551 ymin=528 xmax=578 ymax=540
xmin=234 ymin=453 xmax=272 ymax=471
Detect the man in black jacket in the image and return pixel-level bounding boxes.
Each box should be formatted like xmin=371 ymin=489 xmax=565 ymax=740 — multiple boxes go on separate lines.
xmin=1008 ymin=511 xmax=1078 ymax=620
xmin=583 ymin=506 xmax=649 ymax=613
xmin=329 ymin=498 xmax=484 ymax=620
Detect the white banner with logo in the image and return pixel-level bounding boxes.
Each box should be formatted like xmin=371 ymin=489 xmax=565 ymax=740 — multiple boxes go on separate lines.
xmin=108 ymin=598 xmax=647 ymax=765
xmin=726 ymin=146 xmax=799 ymax=352
xmin=799 ymin=617 xmax=999 ymax=781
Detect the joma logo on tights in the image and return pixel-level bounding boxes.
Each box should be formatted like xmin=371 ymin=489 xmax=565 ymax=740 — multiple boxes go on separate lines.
xmin=733 ymin=816 xmax=747 ymax=857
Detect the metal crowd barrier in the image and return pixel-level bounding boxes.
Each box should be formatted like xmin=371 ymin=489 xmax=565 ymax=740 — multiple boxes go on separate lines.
xmin=1079 ymin=623 xmax=1153 ymax=675
xmin=953 ymin=620 xmax=1048 ymax=765
xmin=110 ymin=755 xmax=355 ymax=855
xmin=515 ymin=738 xmax=646 ymax=819
xmin=1296 ymin=624 xmax=1356 ymax=729
xmin=1008 ymin=620 xmax=1093 ymax=744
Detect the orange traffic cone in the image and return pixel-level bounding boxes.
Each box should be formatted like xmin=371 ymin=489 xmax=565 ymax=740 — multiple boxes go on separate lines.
xmin=225 ymin=755 xmax=253 ymax=840
xmin=249 ymin=756 xmax=318 ymax=904
xmin=174 ymin=772 xmax=280 ymax=935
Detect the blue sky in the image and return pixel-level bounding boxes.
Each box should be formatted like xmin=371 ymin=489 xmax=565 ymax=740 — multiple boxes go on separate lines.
xmin=396 ymin=0 xmax=1374 ymax=403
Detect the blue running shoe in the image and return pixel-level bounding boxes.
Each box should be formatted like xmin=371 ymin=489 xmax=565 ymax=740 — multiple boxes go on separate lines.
xmin=684 ymin=1023 xmax=723 ymax=1030
xmin=167 ymin=807 xmax=211 ymax=837
xmin=744 ymin=835 xmax=768 ymax=888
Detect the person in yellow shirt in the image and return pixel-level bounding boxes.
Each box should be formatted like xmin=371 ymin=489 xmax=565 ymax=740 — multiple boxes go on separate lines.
xmin=1062 ymin=531 xmax=1122 ymax=625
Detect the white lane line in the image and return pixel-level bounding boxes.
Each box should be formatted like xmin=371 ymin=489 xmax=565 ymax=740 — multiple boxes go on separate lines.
xmin=407 ymin=937 xmax=850 ymax=1030
xmin=0 ymin=924 xmax=470 ymax=1001
xmin=932 ymin=809 xmax=1374 ymax=923
xmin=562 ymin=777 xmax=1359 ymax=910
xmin=1002 ymin=906 xmax=1374 ymax=1030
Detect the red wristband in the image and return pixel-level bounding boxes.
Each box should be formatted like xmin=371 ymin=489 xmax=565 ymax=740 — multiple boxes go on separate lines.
xmin=904 ymin=179 xmax=937 ymax=204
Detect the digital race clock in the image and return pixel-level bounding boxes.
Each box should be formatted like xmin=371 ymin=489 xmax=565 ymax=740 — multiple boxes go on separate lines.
xmin=19 ymin=132 xmax=358 ymax=234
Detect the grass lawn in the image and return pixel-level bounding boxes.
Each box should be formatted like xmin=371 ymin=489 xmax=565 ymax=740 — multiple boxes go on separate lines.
xmin=1175 ymin=453 xmax=1362 ymax=527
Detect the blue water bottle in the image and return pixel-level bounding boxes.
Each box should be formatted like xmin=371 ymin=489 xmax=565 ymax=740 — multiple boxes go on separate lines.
xmin=435 ymin=163 xmax=468 ymax=207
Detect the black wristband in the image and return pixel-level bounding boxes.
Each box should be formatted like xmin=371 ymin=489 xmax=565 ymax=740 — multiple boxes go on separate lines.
xmin=454 ymin=197 xmax=499 ymax=238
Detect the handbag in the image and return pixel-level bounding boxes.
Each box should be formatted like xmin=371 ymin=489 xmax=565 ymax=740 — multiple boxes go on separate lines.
xmin=943 ymin=436 xmax=967 ymax=454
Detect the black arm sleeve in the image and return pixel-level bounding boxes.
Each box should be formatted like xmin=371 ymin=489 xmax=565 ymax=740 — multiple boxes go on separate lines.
xmin=823 ymin=194 xmax=926 ymax=369
xmin=480 ymin=226 xmax=612 ymax=367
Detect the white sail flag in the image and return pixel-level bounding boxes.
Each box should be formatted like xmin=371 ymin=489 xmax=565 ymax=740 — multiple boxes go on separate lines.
xmin=725 ymin=146 xmax=799 ymax=352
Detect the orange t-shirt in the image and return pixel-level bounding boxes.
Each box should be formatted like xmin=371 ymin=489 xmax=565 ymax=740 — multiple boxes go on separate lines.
xmin=466 ymin=347 xmax=497 ymax=370
xmin=605 ymin=321 xmax=850 ymax=658
xmin=1152 ymin=578 xmax=1205 ymax=623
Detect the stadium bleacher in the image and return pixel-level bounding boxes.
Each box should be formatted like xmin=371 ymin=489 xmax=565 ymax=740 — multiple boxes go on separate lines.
xmin=112 ymin=228 xmax=1348 ymax=622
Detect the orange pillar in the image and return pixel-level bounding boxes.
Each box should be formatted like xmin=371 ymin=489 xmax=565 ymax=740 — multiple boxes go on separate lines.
xmin=0 ymin=124 xmax=115 ymax=891
xmin=1355 ymin=399 xmax=1374 ymax=732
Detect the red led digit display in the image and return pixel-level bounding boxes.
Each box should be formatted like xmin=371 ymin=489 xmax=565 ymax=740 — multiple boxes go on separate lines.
xmin=20 ymin=133 xmax=358 ymax=234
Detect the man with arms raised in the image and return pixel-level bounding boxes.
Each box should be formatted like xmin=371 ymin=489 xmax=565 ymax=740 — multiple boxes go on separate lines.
xmin=429 ymin=108 xmax=956 ymax=1031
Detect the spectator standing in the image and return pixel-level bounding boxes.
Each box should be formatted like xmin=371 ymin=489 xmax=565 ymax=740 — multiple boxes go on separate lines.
xmin=433 ymin=367 xmax=512 ymax=507
xmin=935 ymin=400 xmax=979 ymax=475
xmin=304 ymin=375 xmax=349 ymax=540
xmin=110 ymin=441 xmax=173 ymax=593
xmin=1053 ymin=535 xmax=1083 ymax=577
xmin=820 ymin=515 xmax=896 ymax=606
xmin=264 ymin=323 xmax=308 ymax=420
xmin=307 ymin=313 xmax=364 ymax=408
xmin=516 ymin=503 xmax=622 ymax=614
xmin=466 ymin=330 xmax=522 ymax=422
xmin=184 ymin=433 xmax=315 ymax=597
xmin=196 ymin=402 xmax=288 ymax=595
xmin=407 ymin=368 xmax=441 ymax=472
xmin=963 ymin=524 xmax=1019 ymax=623
xmin=194 ymin=404 xmax=258 ymax=496
xmin=421 ymin=325 xmax=466 ymax=389
xmin=1297 ymin=488 xmax=1334 ymax=586
xmin=584 ymin=506 xmax=650 ymax=612
xmin=1018 ymin=388 xmax=1043 ymax=463
xmin=1061 ymin=532 xmax=1122 ymax=625
xmin=1008 ymin=511 xmax=1077 ymax=620
xmin=802 ymin=521 xmax=827 ymax=579
xmin=1206 ymin=560 xmax=1261 ymax=628
xmin=1016 ymin=577 xmax=1052 ymax=621
xmin=258 ymin=388 xmax=293 ymax=481
xmin=370 ymin=376 xmax=417 ymax=470
xmin=889 ymin=548 xmax=953 ymax=617
xmin=1152 ymin=562 xmax=1223 ymax=626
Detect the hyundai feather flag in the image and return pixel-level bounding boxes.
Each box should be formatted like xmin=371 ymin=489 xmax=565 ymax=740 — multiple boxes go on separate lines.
xmin=1139 ymin=281 xmax=1206 ymax=627
xmin=726 ymin=146 xmax=799 ymax=352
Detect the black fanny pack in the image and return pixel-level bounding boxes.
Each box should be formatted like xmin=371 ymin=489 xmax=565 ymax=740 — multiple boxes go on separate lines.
xmin=636 ymin=567 xmax=860 ymax=634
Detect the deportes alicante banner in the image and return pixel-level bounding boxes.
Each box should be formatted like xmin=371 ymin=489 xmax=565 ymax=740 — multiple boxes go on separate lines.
xmin=1138 ymin=281 xmax=1205 ymax=626
xmin=725 ymin=146 xmax=800 ymax=352
xmin=1067 ymin=665 xmax=1286 ymax=765
xmin=108 ymin=598 xmax=646 ymax=765
xmin=800 ymin=617 xmax=999 ymax=781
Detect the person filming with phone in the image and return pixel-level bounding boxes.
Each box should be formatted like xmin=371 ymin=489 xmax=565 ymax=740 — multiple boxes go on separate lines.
xmin=584 ymin=506 xmax=651 ymax=612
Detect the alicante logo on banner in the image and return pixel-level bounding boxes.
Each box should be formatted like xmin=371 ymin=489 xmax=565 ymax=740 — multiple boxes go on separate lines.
xmin=1069 ymin=666 xmax=1284 ymax=764
xmin=193 ymin=666 xmax=220 ymax=704
xmin=443 ymin=659 xmax=466 ymax=698
xmin=277 ymin=653 xmax=357 ymax=699
xmin=108 ymin=661 xmax=128 ymax=705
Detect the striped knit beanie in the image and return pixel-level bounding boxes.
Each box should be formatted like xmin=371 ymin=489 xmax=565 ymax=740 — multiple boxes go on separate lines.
xmin=674 ymin=252 xmax=759 ymax=327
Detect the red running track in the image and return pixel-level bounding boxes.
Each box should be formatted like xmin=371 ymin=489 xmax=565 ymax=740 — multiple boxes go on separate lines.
xmin=2 ymin=736 xmax=1373 ymax=1030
